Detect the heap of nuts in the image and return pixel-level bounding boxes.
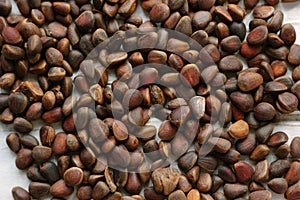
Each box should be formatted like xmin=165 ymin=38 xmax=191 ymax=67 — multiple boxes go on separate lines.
xmin=1 ymin=0 xmax=300 ymax=199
